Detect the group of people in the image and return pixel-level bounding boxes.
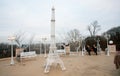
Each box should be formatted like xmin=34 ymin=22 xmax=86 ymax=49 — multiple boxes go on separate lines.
xmin=86 ymin=44 xmax=98 ymax=56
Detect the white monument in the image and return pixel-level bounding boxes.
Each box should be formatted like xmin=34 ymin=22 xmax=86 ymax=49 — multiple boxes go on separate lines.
xmin=44 ymin=3 xmax=66 ymax=73
xmin=105 ymin=34 xmax=110 ymax=56
xmin=97 ymin=38 xmax=101 ymax=54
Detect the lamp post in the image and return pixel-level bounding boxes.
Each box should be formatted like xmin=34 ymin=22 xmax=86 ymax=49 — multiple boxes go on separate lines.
xmin=39 ymin=36 xmax=43 ymax=56
xmin=77 ymin=41 xmax=79 ymax=54
xmin=29 ymin=43 xmax=30 ymax=52
xmin=42 ymin=37 xmax=47 ymax=57
xmin=81 ymin=36 xmax=86 ymax=56
xmin=80 ymin=37 xmax=84 ymax=56
xmin=39 ymin=40 xmax=41 ymax=55
xmin=105 ymin=34 xmax=110 ymax=56
xmin=8 ymin=36 xmax=16 ymax=65
xmin=82 ymin=38 xmax=84 ymax=56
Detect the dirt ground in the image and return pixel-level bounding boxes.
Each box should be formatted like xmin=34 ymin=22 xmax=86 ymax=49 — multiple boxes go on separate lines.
xmin=0 ymin=53 xmax=120 ymax=76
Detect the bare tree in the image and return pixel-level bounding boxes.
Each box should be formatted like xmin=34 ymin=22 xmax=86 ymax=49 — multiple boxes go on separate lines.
xmin=28 ymin=34 xmax=35 ymax=51
xmin=87 ymin=21 xmax=101 ymax=37
xmin=65 ymin=29 xmax=82 ymax=51
xmin=14 ymin=31 xmax=26 ymax=48
xmin=66 ymin=29 xmax=81 ymax=42
xmin=88 ymin=25 xmax=92 ymax=36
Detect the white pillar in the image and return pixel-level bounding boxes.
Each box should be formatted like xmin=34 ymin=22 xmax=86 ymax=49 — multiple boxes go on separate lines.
xmin=10 ymin=40 xmax=14 ymax=65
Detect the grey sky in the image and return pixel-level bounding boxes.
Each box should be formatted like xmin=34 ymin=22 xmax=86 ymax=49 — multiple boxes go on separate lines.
xmin=0 ymin=0 xmax=120 ymax=43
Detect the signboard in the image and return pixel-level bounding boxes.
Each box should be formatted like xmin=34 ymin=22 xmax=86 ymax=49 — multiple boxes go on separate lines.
xmin=108 ymin=45 xmax=116 ymax=52
xmin=16 ymin=48 xmax=24 ymax=57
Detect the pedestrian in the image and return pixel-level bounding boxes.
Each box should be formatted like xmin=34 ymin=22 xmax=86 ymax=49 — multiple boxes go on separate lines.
xmin=86 ymin=45 xmax=91 ymax=56
xmin=92 ymin=44 xmax=98 ymax=55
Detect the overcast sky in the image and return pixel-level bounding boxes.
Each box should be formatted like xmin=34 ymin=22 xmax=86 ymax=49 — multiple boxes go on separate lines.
xmin=0 ymin=0 xmax=120 ymax=43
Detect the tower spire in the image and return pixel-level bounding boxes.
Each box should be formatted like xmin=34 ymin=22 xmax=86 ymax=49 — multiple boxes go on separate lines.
xmin=51 ymin=0 xmax=55 ymax=21
xmin=52 ymin=0 xmax=55 ymax=7
xmin=50 ymin=0 xmax=56 ymax=53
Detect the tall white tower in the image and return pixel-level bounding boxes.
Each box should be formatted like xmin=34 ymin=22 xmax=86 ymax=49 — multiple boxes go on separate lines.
xmin=44 ymin=3 xmax=66 ymax=73
xmin=49 ymin=6 xmax=56 ymax=53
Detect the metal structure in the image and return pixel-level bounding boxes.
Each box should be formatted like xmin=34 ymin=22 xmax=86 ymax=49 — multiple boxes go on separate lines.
xmin=44 ymin=4 xmax=66 ymax=73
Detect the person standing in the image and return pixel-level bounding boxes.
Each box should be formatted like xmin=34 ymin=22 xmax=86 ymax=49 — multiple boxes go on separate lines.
xmin=92 ymin=44 xmax=98 ymax=55
xmin=86 ymin=45 xmax=91 ymax=56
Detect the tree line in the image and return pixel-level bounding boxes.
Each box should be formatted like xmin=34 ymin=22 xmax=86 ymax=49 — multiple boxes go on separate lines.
xmin=0 ymin=21 xmax=120 ymax=58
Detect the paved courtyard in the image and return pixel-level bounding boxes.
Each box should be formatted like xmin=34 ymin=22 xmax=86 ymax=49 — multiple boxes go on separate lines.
xmin=0 ymin=53 xmax=119 ymax=76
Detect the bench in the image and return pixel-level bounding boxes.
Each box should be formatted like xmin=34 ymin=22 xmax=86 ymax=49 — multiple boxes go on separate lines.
xmin=54 ymin=50 xmax=66 ymax=55
xmin=20 ymin=51 xmax=37 ymax=61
